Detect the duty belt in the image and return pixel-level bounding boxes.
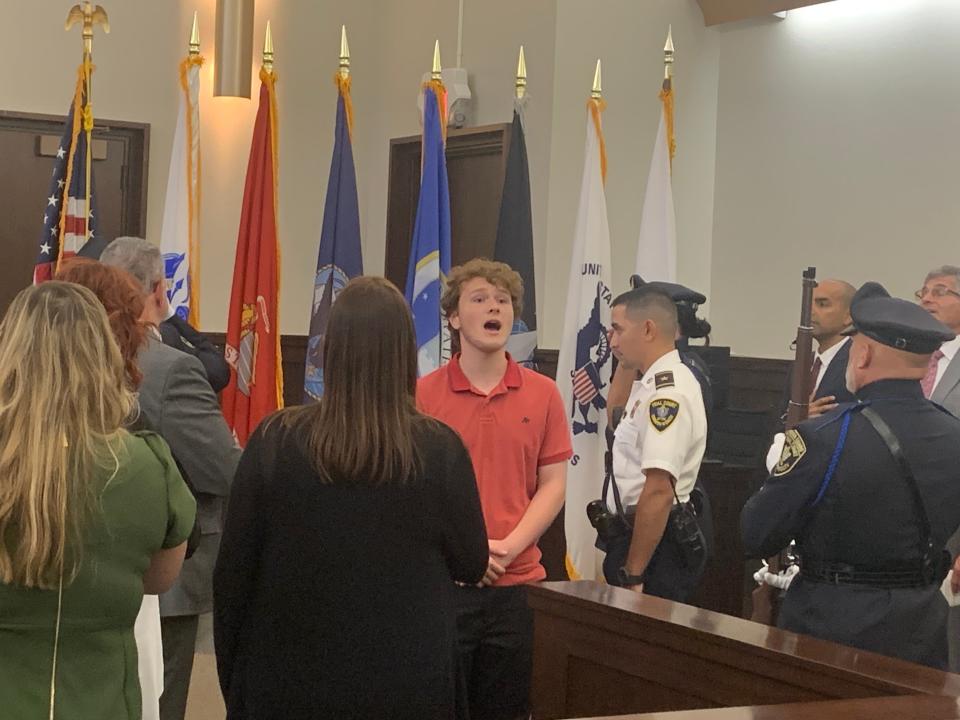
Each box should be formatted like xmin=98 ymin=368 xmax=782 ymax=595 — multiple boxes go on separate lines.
xmin=799 ymin=560 xmax=935 ymax=589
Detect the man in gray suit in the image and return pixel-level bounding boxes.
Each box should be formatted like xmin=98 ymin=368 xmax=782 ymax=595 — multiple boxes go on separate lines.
xmin=102 ymin=237 xmax=241 ymax=720
xmin=918 ymin=265 xmax=960 ymax=671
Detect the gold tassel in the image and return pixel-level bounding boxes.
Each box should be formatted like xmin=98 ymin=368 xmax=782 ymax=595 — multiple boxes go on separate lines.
xmin=334 ymin=73 xmax=355 ymax=144
xmin=660 ymin=87 xmax=676 ymax=169
xmin=422 ymin=79 xmax=448 ymax=144
xmin=260 ymin=67 xmax=285 ymax=410
xmin=180 ymin=55 xmax=205 ymax=326
xmin=587 ymin=97 xmax=608 ymax=186
xmin=55 ymin=64 xmax=89 ymax=270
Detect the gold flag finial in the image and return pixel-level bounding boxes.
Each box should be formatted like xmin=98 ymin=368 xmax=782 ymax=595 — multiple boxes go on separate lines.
xmin=262 ymin=20 xmax=274 ymax=72
xmin=339 ymin=25 xmax=350 ymax=78
xmin=65 ymin=1 xmax=110 ymax=57
xmin=431 ymin=39 xmax=442 ymax=81
xmin=189 ymin=11 xmax=200 ymax=56
xmin=515 ymin=45 xmax=527 ymax=99
xmin=591 ymin=58 xmax=602 ymax=99
xmin=664 ymin=25 xmax=674 ymax=82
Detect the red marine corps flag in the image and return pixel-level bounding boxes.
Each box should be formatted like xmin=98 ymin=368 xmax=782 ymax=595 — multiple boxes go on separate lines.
xmin=222 ymin=26 xmax=283 ymax=446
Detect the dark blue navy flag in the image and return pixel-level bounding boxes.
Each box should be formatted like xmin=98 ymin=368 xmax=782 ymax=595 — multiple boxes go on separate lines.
xmin=494 ymin=101 xmax=537 ymax=365
xmin=304 ymin=76 xmax=363 ymax=401
xmin=35 ymin=66 xmax=99 ymax=282
xmin=405 ymin=81 xmax=452 ymax=376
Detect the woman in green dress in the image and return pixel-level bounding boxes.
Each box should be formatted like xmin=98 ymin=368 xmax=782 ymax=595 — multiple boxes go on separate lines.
xmin=0 ymin=282 xmax=197 ymax=719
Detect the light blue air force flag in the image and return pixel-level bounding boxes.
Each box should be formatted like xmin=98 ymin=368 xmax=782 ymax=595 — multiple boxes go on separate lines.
xmin=404 ymin=84 xmax=452 ymax=376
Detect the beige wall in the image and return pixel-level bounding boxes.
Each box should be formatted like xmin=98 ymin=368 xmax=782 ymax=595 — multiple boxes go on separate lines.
xmin=542 ymin=0 xmax=718 ymax=347
xmin=4 ymin=0 xmax=557 ymax=335
xmin=5 ymin=0 xmax=182 ymax=272
xmin=7 ymin=0 xmax=960 ymax=358
xmin=709 ymin=0 xmax=960 ymax=357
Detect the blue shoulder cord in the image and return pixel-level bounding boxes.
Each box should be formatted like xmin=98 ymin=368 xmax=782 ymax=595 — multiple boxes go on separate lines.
xmin=809 ymin=404 xmax=864 ymax=508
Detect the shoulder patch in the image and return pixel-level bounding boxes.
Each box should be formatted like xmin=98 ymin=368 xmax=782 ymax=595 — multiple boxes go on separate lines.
xmin=649 ymin=398 xmax=680 ymax=432
xmin=654 ymin=371 xmax=675 ymax=389
xmin=773 ymin=429 xmax=807 ymax=477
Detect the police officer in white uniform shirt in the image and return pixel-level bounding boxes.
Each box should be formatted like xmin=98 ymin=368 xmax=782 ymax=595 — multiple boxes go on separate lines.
xmin=603 ymin=287 xmax=708 ymax=601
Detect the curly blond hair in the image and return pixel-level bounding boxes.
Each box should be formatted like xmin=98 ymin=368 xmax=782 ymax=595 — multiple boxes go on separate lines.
xmin=440 ymin=258 xmax=523 ymax=322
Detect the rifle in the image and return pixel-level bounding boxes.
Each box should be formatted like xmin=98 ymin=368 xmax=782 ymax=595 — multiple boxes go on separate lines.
xmin=750 ymin=267 xmax=817 ymax=625
xmin=786 ymin=267 xmax=818 ymax=429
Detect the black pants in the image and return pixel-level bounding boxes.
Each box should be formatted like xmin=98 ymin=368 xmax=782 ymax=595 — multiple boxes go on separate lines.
xmin=601 ymin=525 xmax=704 ymax=603
xmin=453 ymin=585 xmax=533 ymax=720
xmin=159 ymin=614 xmax=199 ymax=720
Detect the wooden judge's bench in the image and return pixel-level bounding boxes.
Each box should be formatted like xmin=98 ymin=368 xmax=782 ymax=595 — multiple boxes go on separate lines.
xmin=530 ymin=581 xmax=960 ymax=720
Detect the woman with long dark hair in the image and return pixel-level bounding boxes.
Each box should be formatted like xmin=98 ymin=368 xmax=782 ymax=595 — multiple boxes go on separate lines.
xmin=214 ymin=277 xmax=488 ymax=719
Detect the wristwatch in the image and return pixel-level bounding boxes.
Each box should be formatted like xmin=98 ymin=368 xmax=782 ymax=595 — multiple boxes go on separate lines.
xmin=618 ymin=566 xmax=645 ymax=587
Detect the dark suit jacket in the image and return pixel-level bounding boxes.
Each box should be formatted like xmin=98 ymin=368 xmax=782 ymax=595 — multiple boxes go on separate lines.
xmin=159 ymin=315 xmax=231 ymax=393
xmin=814 ymin=337 xmax=854 ymax=403
xmin=137 ymin=337 xmax=241 ymax=616
xmin=776 ymin=339 xmax=854 ymax=432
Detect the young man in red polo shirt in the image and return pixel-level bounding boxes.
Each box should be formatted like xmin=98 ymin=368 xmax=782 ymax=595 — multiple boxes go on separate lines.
xmin=418 ymin=258 xmax=572 ymax=720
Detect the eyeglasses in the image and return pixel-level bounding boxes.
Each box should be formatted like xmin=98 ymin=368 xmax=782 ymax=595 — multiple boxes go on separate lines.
xmin=915 ymin=285 xmax=960 ymax=300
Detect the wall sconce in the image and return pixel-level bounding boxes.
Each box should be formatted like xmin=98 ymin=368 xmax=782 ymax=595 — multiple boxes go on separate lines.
xmin=214 ymin=0 xmax=254 ymax=97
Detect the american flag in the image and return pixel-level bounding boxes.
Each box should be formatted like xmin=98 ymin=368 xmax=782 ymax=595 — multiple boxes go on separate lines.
xmin=572 ymin=361 xmax=602 ymax=405
xmin=34 ymin=76 xmax=98 ymax=284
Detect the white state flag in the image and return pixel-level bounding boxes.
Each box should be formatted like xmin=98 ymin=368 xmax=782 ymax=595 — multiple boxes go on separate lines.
xmin=557 ymin=102 xmax=614 ymax=582
xmin=634 ymin=101 xmax=676 ymax=282
xmin=159 ymin=56 xmax=202 ymax=324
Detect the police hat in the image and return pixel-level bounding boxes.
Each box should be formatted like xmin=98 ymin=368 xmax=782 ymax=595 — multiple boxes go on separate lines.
xmin=842 ymin=281 xmax=955 ymax=354
xmin=629 ymin=275 xmax=707 ymax=305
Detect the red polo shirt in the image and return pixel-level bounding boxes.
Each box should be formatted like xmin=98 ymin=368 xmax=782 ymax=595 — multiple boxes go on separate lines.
xmin=417 ymin=353 xmax=573 ymax=585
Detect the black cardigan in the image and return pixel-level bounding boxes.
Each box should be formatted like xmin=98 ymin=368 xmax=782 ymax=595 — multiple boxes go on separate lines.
xmin=213 ymin=413 xmax=489 ymax=719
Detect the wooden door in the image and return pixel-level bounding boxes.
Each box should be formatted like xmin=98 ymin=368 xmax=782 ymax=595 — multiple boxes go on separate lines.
xmin=384 ymin=123 xmax=511 ymax=292
xmin=0 ymin=110 xmax=148 ymax=315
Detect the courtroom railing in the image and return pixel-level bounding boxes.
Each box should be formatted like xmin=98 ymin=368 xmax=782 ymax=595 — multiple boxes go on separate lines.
xmin=530 ymin=581 xmax=960 ymax=720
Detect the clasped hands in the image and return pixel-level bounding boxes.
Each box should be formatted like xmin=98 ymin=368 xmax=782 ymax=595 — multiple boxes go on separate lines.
xmin=480 ymin=539 xmax=518 ymax=587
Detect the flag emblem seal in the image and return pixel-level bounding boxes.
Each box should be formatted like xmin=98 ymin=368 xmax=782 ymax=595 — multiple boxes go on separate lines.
xmin=570 ymin=289 xmax=611 ymax=436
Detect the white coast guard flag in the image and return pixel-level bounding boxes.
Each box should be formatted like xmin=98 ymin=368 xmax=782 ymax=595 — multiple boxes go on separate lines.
xmin=159 ymin=55 xmax=203 ymax=325
xmin=634 ymin=90 xmax=676 ymax=282
xmin=557 ymin=99 xmax=614 ymax=582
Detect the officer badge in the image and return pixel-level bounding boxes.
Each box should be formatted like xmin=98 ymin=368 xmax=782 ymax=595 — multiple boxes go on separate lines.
xmin=654 ymin=371 xmax=675 ymax=389
xmin=649 ymin=398 xmax=680 ymax=432
xmin=773 ymin=429 xmax=807 ymax=477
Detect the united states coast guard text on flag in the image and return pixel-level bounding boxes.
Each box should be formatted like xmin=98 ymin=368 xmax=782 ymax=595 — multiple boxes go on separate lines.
xmin=556 ymin=92 xmax=614 ymax=582
xmin=405 ymin=79 xmax=452 ymax=377
xmin=35 ymin=65 xmax=98 ymax=284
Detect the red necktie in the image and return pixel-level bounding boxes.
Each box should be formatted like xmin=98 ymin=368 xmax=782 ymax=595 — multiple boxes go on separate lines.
xmin=921 ymin=349 xmax=945 ymax=399
xmin=809 ymin=356 xmax=822 ymax=395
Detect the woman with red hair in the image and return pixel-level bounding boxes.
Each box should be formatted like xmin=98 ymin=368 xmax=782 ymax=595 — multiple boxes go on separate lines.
xmin=57 ymin=258 xmax=148 ymax=389
xmin=56 ymin=258 xmax=166 ymax=720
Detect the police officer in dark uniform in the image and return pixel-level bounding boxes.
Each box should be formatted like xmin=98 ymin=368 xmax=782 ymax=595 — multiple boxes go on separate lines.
xmin=741 ymin=281 xmax=960 ymax=669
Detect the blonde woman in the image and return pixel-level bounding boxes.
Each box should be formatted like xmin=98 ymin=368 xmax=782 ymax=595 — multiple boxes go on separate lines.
xmin=0 ymin=282 xmax=196 ymax=720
